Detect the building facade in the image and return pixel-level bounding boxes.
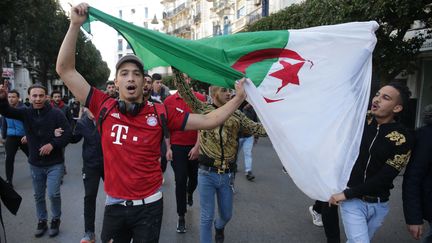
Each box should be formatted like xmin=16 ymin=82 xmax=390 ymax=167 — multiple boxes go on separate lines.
xmin=161 ymin=0 xmax=302 ymax=39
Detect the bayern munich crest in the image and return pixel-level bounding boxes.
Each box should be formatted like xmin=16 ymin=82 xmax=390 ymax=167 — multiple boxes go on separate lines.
xmin=146 ymin=116 xmax=158 ymax=126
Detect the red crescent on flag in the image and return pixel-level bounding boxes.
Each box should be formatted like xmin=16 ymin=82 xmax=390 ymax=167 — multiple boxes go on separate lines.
xmin=231 ymin=48 xmax=308 ymax=103
xmin=231 ymin=48 xmax=305 ymax=73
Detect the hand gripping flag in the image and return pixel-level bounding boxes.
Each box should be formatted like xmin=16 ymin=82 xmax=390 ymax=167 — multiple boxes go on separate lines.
xmin=83 ymin=7 xmax=378 ymax=201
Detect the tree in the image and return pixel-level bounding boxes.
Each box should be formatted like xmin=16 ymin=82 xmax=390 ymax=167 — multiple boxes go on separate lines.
xmin=75 ymin=36 xmax=111 ymax=87
xmin=0 ymin=0 xmax=109 ymax=87
xmin=246 ymin=0 xmax=432 ymax=84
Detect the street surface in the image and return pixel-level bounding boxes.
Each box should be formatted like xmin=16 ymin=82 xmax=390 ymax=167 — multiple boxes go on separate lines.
xmin=1 ymin=138 xmax=416 ymax=242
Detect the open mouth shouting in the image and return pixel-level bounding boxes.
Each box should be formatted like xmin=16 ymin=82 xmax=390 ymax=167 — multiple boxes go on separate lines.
xmin=126 ymin=84 xmax=137 ymax=94
xmin=371 ymin=102 xmax=379 ymax=111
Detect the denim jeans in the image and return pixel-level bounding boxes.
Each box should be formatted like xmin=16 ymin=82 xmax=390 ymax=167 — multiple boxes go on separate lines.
xmin=340 ymin=198 xmax=389 ymax=243
xmin=198 ymin=168 xmax=233 ymax=243
xmin=30 ymin=163 xmax=65 ymax=221
xmin=238 ymin=136 xmax=254 ymax=173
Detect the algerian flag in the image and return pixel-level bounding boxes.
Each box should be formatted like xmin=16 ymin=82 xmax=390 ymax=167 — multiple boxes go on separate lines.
xmin=84 ymin=7 xmax=378 ymax=201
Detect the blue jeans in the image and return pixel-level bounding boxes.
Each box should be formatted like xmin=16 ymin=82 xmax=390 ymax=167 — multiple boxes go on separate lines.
xmin=198 ymin=169 xmax=233 ymax=243
xmin=238 ymin=136 xmax=254 ymax=173
xmin=30 ymin=163 xmax=64 ymax=221
xmin=340 ymin=198 xmax=389 ymax=243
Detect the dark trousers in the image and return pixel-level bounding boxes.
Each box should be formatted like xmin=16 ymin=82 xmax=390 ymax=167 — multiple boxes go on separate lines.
xmin=82 ymin=166 xmax=104 ymax=233
xmin=314 ymin=200 xmax=340 ymax=243
xmin=171 ymin=145 xmax=198 ymax=217
xmin=101 ymin=198 xmax=163 ymax=243
xmin=5 ymin=136 xmax=29 ymax=182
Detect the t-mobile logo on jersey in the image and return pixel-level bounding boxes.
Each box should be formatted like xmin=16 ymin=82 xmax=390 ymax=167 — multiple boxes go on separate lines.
xmin=110 ymin=124 xmax=140 ymax=145
xmin=111 ymin=124 xmax=129 ymax=145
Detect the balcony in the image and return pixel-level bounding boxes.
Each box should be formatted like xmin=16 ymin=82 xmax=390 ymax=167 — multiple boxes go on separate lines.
xmin=167 ymin=22 xmax=191 ymax=36
xmin=246 ymin=7 xmax=262 ymax=25
xmin=231 ymin=7 xmax=262 ymax=33
xmin=164 ymin=2 xmax=190 ymax=20
xmin=211 ymin=0 xmax=233 ymax=15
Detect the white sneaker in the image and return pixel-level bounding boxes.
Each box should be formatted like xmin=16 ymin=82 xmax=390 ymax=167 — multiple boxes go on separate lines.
xmin=308 ymin=206 xmax=323 ymax=227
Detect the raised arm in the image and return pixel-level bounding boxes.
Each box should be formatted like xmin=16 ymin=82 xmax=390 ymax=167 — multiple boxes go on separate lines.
xmin=174 ymin=70 xmax=205 ymax=113
xmin=56 ymin=3 xmax=91 ymax=103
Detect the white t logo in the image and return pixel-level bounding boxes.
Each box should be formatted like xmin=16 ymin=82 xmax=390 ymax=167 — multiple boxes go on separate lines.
xmin=111 ymin=124 xmax=129 ymax=145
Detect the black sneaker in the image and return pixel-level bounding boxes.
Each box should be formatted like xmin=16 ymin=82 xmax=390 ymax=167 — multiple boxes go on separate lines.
xmin=176 ymin=217 xmax=186 ymax=233
xmin=246 ymin=171 xmax=255 ymax=181
xmin=215 ymin=227 xmax=224 ymax=243
xmin=34 ymin=220 xmax=48 ymax=238
xmin=187 ymin=193 xmax=193 ymax=207
xmin=49 ymin=219 xmax=61 ymax=237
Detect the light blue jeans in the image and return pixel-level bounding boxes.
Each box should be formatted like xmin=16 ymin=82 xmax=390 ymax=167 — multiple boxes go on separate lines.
xmin=198 ymin=168 xmax=233 ymax=243
xmin=30 ymin=163 xmax=64 ymax=221
xmin=238 ymin=136 xmax=254 ymax=173
xmin=340 ymin=198 xmax=389 ymax=243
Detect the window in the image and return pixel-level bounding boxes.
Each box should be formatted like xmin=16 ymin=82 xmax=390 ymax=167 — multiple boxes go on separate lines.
xmin=118 ymin=39 xmax=123 ymax=51
xmin=143 ymin=22 xmax=148 ymax=28
xmin=237 ymin=6 xmax=245 ymax=19
xmin=144 ymin=7 xmax=148 ymax=18
xmin=131 ymin=8 xmax=136 ymax=14
xmin=119 ymin=10 xmax=122 ymax=18
xmin=118 ymin=54 xmax=123 ymax=59
xmin=126 ymin=42 xmax=131 ymax=50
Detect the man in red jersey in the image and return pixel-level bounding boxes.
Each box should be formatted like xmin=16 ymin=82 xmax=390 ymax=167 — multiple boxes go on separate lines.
xmin=56 ymin=3 xmax=247 ymax=242
xmin=164 ymin=73 xmax=206 ymax=233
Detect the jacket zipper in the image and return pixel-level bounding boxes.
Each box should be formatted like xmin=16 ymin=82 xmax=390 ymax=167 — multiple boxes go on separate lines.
xmin=364 ymin=126 xmax=379 ymax=182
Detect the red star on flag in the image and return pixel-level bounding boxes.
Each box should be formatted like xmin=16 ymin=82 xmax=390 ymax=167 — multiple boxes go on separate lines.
xmin=270 ymin=60 xmax=304 ymax=94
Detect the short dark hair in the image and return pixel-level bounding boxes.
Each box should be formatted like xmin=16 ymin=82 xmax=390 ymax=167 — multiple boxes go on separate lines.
xmin=386 ymin=82 xmax=411 ymax=108
xmin=106 ymin=80 xmax=115 ymax=87
xmin=51 ymin=90 xmax=61 ymax=97
xmin=8 ymin=89 xmax=20 ymax=98
xmin=152 ymin=73 xmax=162 ymax=81
xmin=144 ymin=74 xmax=152 ymax=80
xmin=28 ymin=84 xmax=47 ymax=95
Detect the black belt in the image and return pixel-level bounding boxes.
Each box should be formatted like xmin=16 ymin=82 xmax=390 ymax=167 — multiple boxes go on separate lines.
xmin=361 ymin=195 xmax=389 ymax=203
xmin=199 ymin=165 xmax=232 ymax=174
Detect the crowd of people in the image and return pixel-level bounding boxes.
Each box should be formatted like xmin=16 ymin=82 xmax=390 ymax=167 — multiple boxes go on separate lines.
xmin=0 ymin=2 xmax=430 ymax=243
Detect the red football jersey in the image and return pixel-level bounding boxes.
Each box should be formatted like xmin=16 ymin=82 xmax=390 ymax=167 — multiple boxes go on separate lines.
xmin=164 ymin=91 xmax=206 ymax=146
xmin=87 ymin=88 xmax=188 ymax=199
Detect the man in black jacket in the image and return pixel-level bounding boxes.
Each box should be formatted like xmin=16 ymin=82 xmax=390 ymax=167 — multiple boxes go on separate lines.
xmin=403 ymin=104 xmax=432 ymax=242
xmin=330 ymin=82 xmax=413 ymax=242
xmin=0 ymin=83 xmax=71 ymax=238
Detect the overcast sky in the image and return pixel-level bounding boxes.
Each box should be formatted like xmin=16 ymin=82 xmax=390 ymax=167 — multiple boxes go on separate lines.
xmin=59 ymin=0 xmax=152 ymax=80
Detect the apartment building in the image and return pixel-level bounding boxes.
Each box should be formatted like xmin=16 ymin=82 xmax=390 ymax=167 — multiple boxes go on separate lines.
xmin=162 ymin=0 xmax=302 ymax=39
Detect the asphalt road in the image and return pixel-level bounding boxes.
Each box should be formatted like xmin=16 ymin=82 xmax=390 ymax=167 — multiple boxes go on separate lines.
xmin=1 ymin=138 xmax=416 ymax=243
